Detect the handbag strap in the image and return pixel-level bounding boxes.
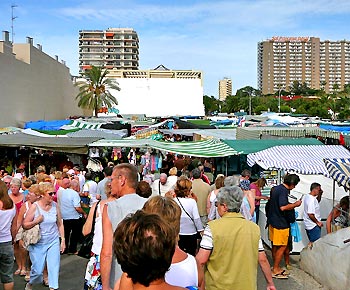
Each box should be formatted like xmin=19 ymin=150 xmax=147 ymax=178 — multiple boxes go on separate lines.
xmin=158 ymin=180 xmax=161 ymax=195
xmin=176 ymin=197 xmax=198 ymax=231
xmin=90 ymin=200 xmax=100 ymax=235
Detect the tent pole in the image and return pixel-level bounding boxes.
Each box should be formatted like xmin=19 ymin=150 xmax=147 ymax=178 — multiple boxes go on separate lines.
xmin=28 ymin=152 xmax=31 ymax=176
xmin=225 ymin=157 xmax=228 ymax=176
xmin=331 ymin=179 xmax=336 ymax=231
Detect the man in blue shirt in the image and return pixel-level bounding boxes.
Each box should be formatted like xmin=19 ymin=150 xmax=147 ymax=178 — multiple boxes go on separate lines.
xmin=57 ymin=178 xmax=85 ymax=254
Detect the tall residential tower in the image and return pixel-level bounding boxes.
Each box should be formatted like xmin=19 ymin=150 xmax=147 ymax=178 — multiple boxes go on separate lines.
xmin=218 ymin=77 xmax=232 ymax=101
xmin=79 ymin=28 xmax=139 ymax=73
xmin=258 ymin=36 xmax=350 ymax=94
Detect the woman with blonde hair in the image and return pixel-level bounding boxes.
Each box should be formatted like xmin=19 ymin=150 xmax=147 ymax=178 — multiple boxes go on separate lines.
xmin=23 ymin=182 xmax=65 ymax=290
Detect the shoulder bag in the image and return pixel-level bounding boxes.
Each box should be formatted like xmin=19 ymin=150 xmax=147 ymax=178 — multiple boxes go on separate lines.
xmin=78 ymin=201 xmax=100 ymax=259
xmin=176 ymin=197 xmax=202 ymax=240
xmin=22 ymin=204 xmax=41 ymax=249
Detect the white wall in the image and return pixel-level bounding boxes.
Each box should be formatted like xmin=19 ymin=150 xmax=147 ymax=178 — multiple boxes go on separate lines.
xmin=109 ymin=78 xmax=205 ymax=117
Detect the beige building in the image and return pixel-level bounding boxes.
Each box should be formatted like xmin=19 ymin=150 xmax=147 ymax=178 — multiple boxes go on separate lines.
xmin=258 ymin=36 xmax=350 ymax=94
xmin=218 ymin=78 xmax=232 ymax=101
xmin=79 ymin=28 xmax=139 ymax=73
xmin=0 ymin=31 xmax=83 ymax=127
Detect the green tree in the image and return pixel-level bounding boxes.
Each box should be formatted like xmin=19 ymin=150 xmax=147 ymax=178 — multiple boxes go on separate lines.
xmin=75 ymin=66 xmax=120 ymax=117
xmin=203 ymin=95 xmax=221 ymax=115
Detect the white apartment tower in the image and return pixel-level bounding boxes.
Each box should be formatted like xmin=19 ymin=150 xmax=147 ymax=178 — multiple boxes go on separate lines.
xmin=258 ymin=37 xmax=350 ymax=94
xmin=219 ymin=78 xmax=232 ymax=101
xmin=79 ymin=28 xmax=139 ymax=73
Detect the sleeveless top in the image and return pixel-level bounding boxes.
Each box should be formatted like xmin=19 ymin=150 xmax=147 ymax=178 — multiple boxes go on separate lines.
xmin=34 ymin=202 xmax=59 ymax=244
xmin=240 ymin=196 xmax=256 ymax=223
xmin=165 ymin=254 xmax=198 ymax=287
xmin=92 ymin=202 xmax=102 ymax=255
xmin=107 ymin=194 xmax=147 ymax=288
xmin=0 ymin=206 xmax=16 ymax=243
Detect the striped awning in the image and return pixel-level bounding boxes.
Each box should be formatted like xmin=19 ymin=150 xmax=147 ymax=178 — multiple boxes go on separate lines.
xmin=89 ymin=138 xmax=240 ymax=157
xmin=247 ymin=145 xmax=350 ymax=176
xmin=323 ymin=158 xmax=350 ymax=190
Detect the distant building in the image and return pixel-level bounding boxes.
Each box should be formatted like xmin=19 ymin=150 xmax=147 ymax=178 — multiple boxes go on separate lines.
xmin=0 ymin=31 xmax=83 ymax=127
xmin=79 ymin=28 xmax=139 ymax=73
xmin=218 ymin=78 xmax=232 ymax=101
xmin=258 ymin=36 xmax=350 ymax=94
xmin=101 ymin=65 xmax=205 ymax=117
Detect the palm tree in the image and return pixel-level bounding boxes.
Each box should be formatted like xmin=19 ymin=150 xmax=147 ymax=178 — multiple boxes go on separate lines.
xmin=75 ymin=66 xmax=120 ymax=117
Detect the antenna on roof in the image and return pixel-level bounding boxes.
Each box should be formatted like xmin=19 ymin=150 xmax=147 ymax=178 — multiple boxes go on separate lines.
xmin=11 ymin=4 xmax=18 ymax=43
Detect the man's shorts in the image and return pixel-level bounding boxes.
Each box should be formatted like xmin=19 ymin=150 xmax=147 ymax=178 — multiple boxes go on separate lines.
xmin=269 ymin=225 xmax=290 ymax=246
xmin=306 ymin=225 xmax=321 ymax=242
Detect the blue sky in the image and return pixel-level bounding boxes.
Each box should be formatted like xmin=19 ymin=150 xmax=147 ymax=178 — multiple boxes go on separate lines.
xmin=1 ymin=0 xmax=350 ymax=97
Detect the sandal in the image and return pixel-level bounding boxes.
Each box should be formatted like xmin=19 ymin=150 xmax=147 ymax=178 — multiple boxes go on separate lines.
xmin=14 ymin=269 xmax=21 ymax=275
xmin=43 ymin=278 xmax=49 ymax=287
xmin=272 ymin=270 xmax=289 ymax=279
xmin=20 ymin=269 xmax=27 ymax=276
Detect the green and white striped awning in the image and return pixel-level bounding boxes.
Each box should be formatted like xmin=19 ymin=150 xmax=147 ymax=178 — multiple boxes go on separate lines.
xmin=63 ymin=120 xmax=103 ymax=130
xmin=89 ymin=138 xmax=240 ymax=157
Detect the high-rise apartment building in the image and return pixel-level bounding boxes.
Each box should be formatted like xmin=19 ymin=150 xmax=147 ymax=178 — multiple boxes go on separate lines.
xmin=258 ymin=37 xmax=350 ymax=94
xmin=218 ymin=77 xmax=232 ymax=101
xmin=79 ymin=28 xmax=139 ymax=73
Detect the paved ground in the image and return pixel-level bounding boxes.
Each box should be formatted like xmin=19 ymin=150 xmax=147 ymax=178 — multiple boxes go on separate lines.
xmin=13 ymin=251 xmax=327 ymax=290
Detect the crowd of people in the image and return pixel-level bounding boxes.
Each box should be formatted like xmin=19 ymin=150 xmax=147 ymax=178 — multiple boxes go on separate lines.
xmin=0 ymin=154 xmax=349 ymax=290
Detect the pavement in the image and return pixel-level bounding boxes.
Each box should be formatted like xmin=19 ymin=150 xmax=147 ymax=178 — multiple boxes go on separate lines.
xmin=12 ymin=250 xmax=328 ymax=290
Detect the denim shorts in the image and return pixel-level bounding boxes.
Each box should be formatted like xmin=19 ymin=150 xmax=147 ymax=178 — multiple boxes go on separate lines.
xmin=0 ymin=241 xmax=14 ymax=283
xmin=306 ymin=225 xmax=321 ymax=242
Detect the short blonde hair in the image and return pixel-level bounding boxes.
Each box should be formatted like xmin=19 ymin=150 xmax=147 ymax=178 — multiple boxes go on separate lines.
xmin=38 ymin=182 xmax=55 ymax=196
xmin=169 ymin=167 xmax=178 ymax=176
xmin=143 ymin=196 xmax=181 ymax=236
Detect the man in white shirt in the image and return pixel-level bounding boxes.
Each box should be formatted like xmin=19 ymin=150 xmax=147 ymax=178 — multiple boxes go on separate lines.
xmin=82 ymin=172 xmax=99 ymax=206
xmin=151 ymin=173 xmax=174 ymax=197
xmin=303 ymin=182 xmax=323 ymax=247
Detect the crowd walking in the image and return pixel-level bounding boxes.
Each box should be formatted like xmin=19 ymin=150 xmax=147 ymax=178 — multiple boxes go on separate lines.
xmin=1 ymin=153 xmax=348 ymax=290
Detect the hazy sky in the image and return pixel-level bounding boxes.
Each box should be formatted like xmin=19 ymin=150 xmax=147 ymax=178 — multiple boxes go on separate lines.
xmin=1 ymin=0 xmax=350 ymax=97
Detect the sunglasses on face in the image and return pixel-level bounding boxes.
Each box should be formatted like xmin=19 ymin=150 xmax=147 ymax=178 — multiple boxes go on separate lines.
xmin=47 ymin=191 xmax=56 ymax=196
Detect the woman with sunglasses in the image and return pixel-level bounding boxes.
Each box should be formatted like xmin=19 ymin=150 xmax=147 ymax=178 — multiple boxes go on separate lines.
xmin=23 ymin=182 xmax=65 ymax=290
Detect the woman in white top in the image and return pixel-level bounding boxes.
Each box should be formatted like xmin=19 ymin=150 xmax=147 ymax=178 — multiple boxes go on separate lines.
xmin=206 ymin=175 xmax=225 ymax=216
xmin=82 ymin=178 xmax=116 ymax=289
xmin=23 ymin=182 xmax=65 ymax=290
xmin=167 ymin=167 xmax=179 ymax=189
xmin=0 ymin=180 xmax=17 ymax=290
xmin=115 ymin=195 xmax=203 ymax=290
xmin=174 ymin=178 xmax=203 ymax=256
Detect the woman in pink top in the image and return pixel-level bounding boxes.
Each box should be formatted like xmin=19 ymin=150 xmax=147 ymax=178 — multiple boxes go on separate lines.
xmin=250 ymin=178 xmax=268 ymax=224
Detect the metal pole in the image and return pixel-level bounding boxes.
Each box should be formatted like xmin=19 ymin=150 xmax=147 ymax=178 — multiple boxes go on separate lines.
xmin=249 ymin=92 xmax=252 ymax=115
xmin=278 ymin=88 xmax=281 ymax=113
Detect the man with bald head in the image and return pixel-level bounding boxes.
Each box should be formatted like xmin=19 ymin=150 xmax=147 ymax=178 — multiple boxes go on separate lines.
xmin=151 ymin=173 xmax=174 ymax=197
xmin=57 ymin=177 xmax=85 ymax=254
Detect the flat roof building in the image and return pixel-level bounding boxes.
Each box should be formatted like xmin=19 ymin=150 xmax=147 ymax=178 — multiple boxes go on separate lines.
xmin=0 ymin=31 xmax=83 ymax=127
xmin=79 ymin=28 xmax=139 ymax=73
xmin=100 ymin=65 xmax=205 ymax=117
xmin=218 ymin=78 xmax=232 ymax=101
xmin=258 ymin=36 xmax=350 ymax=94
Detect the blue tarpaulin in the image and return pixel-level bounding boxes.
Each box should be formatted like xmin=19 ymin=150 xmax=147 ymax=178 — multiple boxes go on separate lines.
xmin=24 ymin=120 xmax=72 ymax=131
